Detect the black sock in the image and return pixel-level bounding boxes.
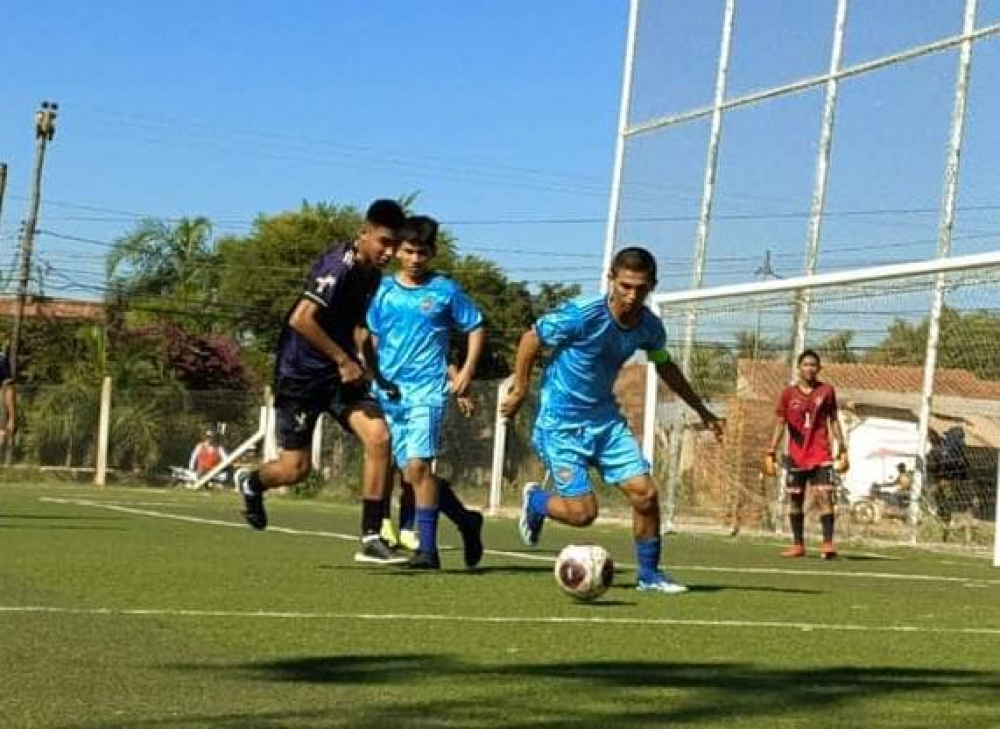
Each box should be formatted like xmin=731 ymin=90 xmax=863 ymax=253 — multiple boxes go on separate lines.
xmin=399 ymin=480 xmax=416 ymax=530
xmin=820 ymin=513 xmax=835 ymax=542
xmin=248 ymin=470 xmax=265 ymax=494
xmin=361 ymin=499 xmax=383 ymax=537
xmin=790 ymin=513 xmax=805 ymax=544
xmin=437 ymin=477 xmax=471 ymax=529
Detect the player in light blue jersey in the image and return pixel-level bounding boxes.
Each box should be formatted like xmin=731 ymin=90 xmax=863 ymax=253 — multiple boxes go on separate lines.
xmin=501 ymin=247 xmax=724 ymax=594
xmin=367 ymin=215 xmax=487 ymax=570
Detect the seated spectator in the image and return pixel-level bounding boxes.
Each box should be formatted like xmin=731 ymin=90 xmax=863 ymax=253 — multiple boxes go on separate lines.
xmin=189 ymin=430 xmax=228 ymax=480
xmin=893 ymin=463 xmax=914 ymax=493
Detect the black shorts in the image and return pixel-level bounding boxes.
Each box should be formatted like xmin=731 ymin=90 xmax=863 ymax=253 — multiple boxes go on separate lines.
xmin=785 ymin=466 xmax=834 ymax=494
xmin=274 ymin=381 xmax=377 ymax=451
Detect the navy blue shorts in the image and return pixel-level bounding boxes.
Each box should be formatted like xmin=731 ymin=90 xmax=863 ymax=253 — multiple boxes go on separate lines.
xmin=274 ymin=381 xmax=376 ymax=451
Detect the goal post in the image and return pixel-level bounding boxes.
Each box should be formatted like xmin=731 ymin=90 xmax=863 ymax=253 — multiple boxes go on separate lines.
xmin=643 ymin=250 xmax=999 ymax=554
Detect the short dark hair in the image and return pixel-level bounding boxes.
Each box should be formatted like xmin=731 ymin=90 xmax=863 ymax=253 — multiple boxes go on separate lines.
xmin=610 ymin=246 xmax=657 ymax=282
xmin=798 ymin=349 xmax=821 ymax=365
xmin=365 ymin=199 xmax=406 ymax=230
xmin=398 ymin=215 xmax=439 ymax=250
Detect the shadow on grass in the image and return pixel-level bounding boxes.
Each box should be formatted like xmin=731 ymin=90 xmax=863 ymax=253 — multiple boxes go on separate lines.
xmin=473 ymin=564 xmax=553 ymax=575
xmin=2 ymin=524 xmax=127 ymax=531
xmin=91 ymin=655 xmax=1000 ymax=729
xmin=686 ymin=583 xmax=821 ymax=595
xmin=566 ymin=598 xmax=637 ymax=607
xmin=839 ymin=554 xmax=899 ymax=562
xmin=2 ymin=514 xmax=125 ymax=531
xmin=314 ymin=564 xmax=511 ymax=577
xmin=2 ymin=514 xmax=121 ymax=520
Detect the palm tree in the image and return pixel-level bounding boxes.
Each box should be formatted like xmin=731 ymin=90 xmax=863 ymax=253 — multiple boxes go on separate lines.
xmin=106 ymin=216 xmax=216 ymax=299
xmin=106 ymin=216 xmax=220 ymax=333
xmin=25 ymin=325 xmax=190 ymax=473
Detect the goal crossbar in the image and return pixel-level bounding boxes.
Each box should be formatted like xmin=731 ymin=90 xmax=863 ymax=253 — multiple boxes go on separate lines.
xmin=651 ymin=250 xmax=1000 ymax=309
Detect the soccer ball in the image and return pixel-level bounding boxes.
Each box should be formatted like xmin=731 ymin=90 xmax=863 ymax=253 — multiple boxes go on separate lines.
xmin=554 ymin=544 xmax=614 ymax=602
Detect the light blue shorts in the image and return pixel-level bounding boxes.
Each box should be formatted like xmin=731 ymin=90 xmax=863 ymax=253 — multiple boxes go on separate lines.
xmin=383 ymin=404 xmax=445 ymax=469
xmin=531 ymin=418 xmax=650 ymax=498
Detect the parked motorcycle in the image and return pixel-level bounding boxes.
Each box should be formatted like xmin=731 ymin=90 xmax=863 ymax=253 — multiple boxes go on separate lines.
xmin=851 ymin=481 xmax=911 ymax=525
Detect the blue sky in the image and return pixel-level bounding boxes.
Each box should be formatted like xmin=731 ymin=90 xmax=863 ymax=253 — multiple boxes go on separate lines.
xmin=0 ymin=0 xmax=998 ymax=304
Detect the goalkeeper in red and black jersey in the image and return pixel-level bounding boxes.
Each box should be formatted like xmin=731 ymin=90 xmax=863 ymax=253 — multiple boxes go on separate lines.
xmin=765 ymin=349 xmax=847 ymax=560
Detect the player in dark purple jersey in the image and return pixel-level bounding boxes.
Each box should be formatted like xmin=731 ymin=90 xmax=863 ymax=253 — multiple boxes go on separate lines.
xmin=236 ymin=199 xmax=408 ymax=564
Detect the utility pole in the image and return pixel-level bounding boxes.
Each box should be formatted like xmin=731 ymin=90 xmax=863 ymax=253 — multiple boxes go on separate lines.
xmin=0 ymin=163 xmax=8 ymax=285
xmin=751 ymin=249 xmax=781 ymax=363
xmin=0 ymin=163 xmax=8 ymax=237
xmin=9 ymin=101 xmax=58 ymax=379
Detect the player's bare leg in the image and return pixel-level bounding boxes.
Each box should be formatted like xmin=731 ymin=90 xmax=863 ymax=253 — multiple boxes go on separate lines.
xmin=237 ymin=448 xmax=311 ymax=531
xmin=517 ymin=484 xmax=595 ymax=547
xmin=543 ymin=492 xmax=598 ymax=527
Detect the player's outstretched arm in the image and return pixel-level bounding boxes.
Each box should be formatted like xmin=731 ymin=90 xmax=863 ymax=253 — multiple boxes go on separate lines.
xmin=452 ymin=326 xmax=486 ymax=397
xmin=655 ymin=360 xmax=724 ymax=440
xmin=499 ymin=328 xmax=542 ymax=419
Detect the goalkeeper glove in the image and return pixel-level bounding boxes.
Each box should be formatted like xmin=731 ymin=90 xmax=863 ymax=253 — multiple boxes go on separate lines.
xmin=762 ymin=451 xmax=778 ymax=478
xmin=834 ymin=451 xmax=850 ymax=473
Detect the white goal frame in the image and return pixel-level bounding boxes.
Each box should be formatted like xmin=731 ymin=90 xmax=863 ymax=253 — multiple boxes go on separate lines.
xmin=649 ymin=250 xmax=1000 ymax=562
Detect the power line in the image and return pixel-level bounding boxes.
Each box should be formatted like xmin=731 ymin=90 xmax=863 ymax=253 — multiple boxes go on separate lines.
xmin=22 ymin=193 xmax=1000 ymax=227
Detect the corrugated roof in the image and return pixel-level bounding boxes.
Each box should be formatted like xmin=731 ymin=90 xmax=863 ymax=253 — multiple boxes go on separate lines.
xmin=737 ymin=359 xmax=1000 ymax=401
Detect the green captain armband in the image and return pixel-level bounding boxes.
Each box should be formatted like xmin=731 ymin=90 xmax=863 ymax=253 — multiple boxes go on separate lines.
xmin=647 ymin=349 xmax=671 ymax=365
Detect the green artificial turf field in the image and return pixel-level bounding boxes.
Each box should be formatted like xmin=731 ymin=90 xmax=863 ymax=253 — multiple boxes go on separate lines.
xmin=2 ymin=483 xmax=998 ymax=728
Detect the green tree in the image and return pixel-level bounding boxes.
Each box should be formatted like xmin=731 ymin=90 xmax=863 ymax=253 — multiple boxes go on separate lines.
xmin=734 ymin=329 xmax=782 ymax=361
xmin=214 ymin=202 xmax=365 ymax=360
xmin=688 ymin=343 xmax=736 ymax=399
xmin=817 ymin=330 xmax=857 ymax=364
xmin=865 ymin=307 xmax=1000 ymax=379
xmin=24 ymin=324 xmax=190 ymax=472
xmin=534 ymin=282 xmax=582 ymax=315
xmin=213 ymin=202 xmax=566 ymax=382
xmin=450 ymin=255 xmax=535 ymax=378
xmin=106 ymin=216 xmax=221 ymax=333
xmin=107 ymin=216 xmax=216 ymax=297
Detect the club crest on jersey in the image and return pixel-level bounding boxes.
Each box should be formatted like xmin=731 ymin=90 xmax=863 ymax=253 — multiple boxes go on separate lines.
xmin=420 ymin=297 xmax=436 ymax=312
xmin=556 ymin=468 xmax=573 ymax=484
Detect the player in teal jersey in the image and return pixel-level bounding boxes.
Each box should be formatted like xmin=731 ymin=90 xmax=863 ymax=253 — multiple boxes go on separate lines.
xmin=367 ymin=215 xmax=487 ymax=569
xmin=501 ymin=247 xmax=724 ymax=594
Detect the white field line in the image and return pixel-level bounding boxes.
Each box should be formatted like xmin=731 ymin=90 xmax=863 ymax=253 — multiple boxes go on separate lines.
xmin=39 ymin=497 xmax=1000 ymax=587
xmin=2 ymin=604 xmax=1000 ymax=636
